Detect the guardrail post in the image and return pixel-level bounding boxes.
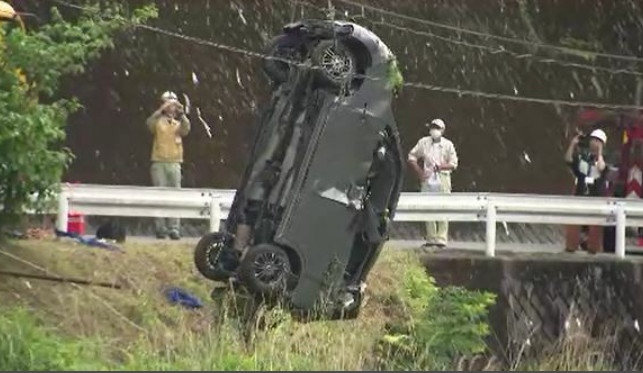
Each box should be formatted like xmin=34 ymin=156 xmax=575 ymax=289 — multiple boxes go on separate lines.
xmin=486 ymin=202 xmax=497 ymax=257
xmin=616 ymin=203 xmax=626 ymax=260
xmin=56 ymin=191 xmax=69 ymax=233
xmin=209 ymin=196 xmax=221 ymax=233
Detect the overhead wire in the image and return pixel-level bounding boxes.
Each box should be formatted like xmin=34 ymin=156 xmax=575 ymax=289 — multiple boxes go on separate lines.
xmin=44 ymin=0 xmax=643 ymax=110
xmin=294 ymin=0 xmax=643 ymax=78
xmin=137 ymin=24 xmax=643 ymax=110
xmin=333 ymin=0 xmax=643 ymax=64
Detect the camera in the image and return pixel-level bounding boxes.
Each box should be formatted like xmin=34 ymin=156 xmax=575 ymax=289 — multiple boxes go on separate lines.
xmin=577 ymin=134 xmax=590 ymax=149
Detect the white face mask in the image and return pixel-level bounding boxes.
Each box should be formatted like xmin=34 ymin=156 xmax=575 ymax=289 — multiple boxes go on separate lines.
xmin=430 ymin=129 xmax=443 ymax=140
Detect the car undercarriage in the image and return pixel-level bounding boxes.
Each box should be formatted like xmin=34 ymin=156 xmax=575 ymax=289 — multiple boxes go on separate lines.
xmin=195 ymin=19 xmax=404 ymax=319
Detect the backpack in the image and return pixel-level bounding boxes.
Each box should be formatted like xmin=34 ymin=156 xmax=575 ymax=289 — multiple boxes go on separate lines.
xmin=96 ymin=219 xmax=127 ymax=243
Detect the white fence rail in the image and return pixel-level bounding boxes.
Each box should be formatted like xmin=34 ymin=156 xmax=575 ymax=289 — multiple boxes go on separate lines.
xmin=54 ymin=184 xmax=643 ymax=260
xmin=57 ymin=184 xmax=235 ymax=233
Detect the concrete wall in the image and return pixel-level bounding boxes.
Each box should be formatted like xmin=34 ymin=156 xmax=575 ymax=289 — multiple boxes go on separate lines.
xmin=422 ymin=251 xmax=643 ymax=367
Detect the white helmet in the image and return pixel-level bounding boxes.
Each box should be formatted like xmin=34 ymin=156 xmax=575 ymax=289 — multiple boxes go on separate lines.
xmin=590 ymin=129 xmax=607 ymax=144
xmin=426 ymin=118 xmax=446 ymax=130
xmin=0 ymin=1 xmax=16 ymax=20
xmin=161 ymin=91 xmax=178 ymax=102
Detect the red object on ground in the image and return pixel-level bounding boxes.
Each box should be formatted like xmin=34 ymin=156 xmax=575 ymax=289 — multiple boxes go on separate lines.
xmin=65 ymin=181 xmax=85 ymax=235
xmin=67 ymin=212 xmax=85 ymax=235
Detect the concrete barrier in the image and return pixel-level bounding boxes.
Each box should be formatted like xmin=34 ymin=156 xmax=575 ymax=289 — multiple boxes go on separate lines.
xmin=422 ymin=250 xmax=643 ymax=367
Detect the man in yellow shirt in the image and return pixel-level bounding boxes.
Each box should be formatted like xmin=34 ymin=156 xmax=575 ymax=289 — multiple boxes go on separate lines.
xmin=147 ymin=91 xmax=191 ymax=240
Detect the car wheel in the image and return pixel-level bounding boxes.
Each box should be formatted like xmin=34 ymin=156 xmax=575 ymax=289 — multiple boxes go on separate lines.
xmin=311 ymin=39 xmax=358 ymax=90
xmin=239 ymin=244 xmax=292 ymax=297
xmin=262 ymin=34 xmax=302 ymax=84
xmin=194 ymin=232 xmax=233 ymax=282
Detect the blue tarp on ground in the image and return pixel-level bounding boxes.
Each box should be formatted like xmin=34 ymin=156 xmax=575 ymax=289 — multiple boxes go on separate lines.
xmin=164 ymin=287 xmax=204 ymax=309
xmin=54 ymin=230 xmax=124 ymax=253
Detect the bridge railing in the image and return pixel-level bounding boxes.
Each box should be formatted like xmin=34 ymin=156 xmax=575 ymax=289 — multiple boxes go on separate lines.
xmin=54 ymin=184 xmax=643 ymax=259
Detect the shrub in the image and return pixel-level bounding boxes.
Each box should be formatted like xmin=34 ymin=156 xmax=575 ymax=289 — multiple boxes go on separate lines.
xmin=378 ymin=258 xmax=496 ymax=370
xmin=0 ymin=2 xmax=156 ymax=228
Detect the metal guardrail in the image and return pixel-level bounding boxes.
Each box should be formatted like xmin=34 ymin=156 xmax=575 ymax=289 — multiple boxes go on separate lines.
xmin=397 ymin=193 xmax=638 ymax=259
xmin=54 ymin=184 xmax=643 ymax=259
xmin=57 ymin=184 xmax=235 ymax=233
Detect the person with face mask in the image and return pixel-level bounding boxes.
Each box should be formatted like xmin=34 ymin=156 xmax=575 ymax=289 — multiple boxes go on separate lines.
xmin=564 ymin=128 xmax=608 ymax=253
xmin=146 ymin=91 xmax=191 ymax=240
xmin=408 ymin=118 xmax=459 ymax=248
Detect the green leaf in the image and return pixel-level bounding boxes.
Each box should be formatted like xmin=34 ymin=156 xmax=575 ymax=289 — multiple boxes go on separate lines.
xmin=0 ymin=1 xmax=157 ymax=227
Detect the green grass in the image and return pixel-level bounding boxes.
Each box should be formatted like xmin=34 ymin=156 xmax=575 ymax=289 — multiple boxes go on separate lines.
xmin=0 ymin=239 xmax=412 ymax=371
xmin=0 ymin=239 xmax=625 ymax=371
xmin=0 ymin=309 xmax=104 ymax=371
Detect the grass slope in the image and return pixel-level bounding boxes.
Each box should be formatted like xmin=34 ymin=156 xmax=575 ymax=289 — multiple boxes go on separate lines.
xmin=0 ymin=238 xmax=409 ymax=370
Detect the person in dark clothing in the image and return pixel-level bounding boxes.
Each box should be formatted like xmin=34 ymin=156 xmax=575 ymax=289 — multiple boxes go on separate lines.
xmin=564 ymin=129 xmax=608 ymax=253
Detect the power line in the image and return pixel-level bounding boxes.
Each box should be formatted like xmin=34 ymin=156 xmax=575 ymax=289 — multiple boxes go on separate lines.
xmin=43 ymin=0 xmax=643 ymax=110
xmin=334 ymin=0 xmax=643 ymax=64
xmin=138 ymin=24 xmax=643 ymax=110
xmin=47 ymin=0 xmax=89 ymax=11
xmin=136 ymin=24 xmax=376 ymax=79
xmin=295 ymin=0 xmax=643 ymax=78
xmin=403 ymin=81 xmax=643 ymax=110
xmin=370 ymin=21 xmax=643 ymax=78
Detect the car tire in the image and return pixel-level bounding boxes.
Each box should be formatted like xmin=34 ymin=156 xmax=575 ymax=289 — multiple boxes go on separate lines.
xmin=238 ymin=243 xmax=292 ymax=297
xmin=262 ymin=34 xmax=301 ymax=84
xmin=194 ymin=232 xmax=233 ymax=282
xmin=311 ymin=39 xmax=358 ymax=91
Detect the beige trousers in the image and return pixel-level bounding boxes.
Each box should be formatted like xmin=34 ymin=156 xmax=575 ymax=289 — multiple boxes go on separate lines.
xmin=421 ymin=173 xmax=452 ymax=245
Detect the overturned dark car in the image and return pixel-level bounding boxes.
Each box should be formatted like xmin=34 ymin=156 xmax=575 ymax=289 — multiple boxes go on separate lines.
xmin=195 ymin=19 xmax=404 ymax=319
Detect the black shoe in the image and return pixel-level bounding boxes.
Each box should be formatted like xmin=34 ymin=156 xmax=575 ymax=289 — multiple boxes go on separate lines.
xmin=169 ymin=231 xmax=181 ymax=241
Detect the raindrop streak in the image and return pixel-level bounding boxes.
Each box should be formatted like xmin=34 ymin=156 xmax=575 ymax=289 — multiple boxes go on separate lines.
xmin=635 ymin=320 xmax=640 ymax=332
xmin=183 ymin=94 xmax=191 ymax=115
xmin=196 ymin=107 xmax=213 ymax=139
xmin=236 ymin=69 xmax=245 ymax=89
xmin=237 ymin=8 xmax=248 ymax=25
